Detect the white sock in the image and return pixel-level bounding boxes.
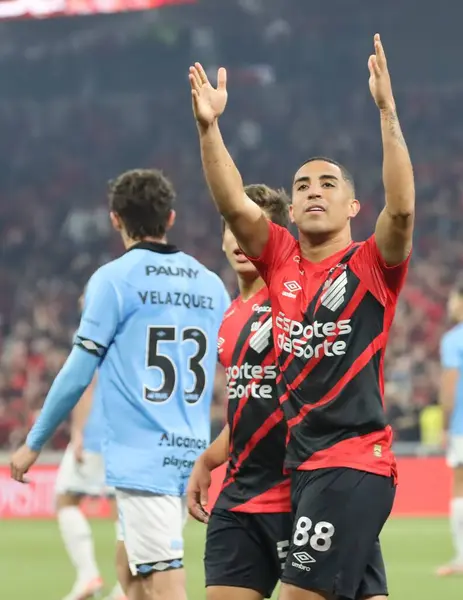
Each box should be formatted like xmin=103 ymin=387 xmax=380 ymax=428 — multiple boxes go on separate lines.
xmin=57 ymin=506 xmax=100 ymax=583
xmin=450 ymin=497 xmax=463 ymax=564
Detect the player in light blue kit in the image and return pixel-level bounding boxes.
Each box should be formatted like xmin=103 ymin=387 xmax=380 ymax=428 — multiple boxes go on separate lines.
xmin=437 ymin=282 xmax=463 ymax=576
xmin=11 ymin=169 xmax=230 ymax=600
xmin=55 ymin=293 xmax=125 ymax=600
xmin=56 ymin=375 xmax=126 ymax=600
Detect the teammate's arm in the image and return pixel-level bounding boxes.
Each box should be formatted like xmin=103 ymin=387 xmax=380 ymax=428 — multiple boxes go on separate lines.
xmin=189 ymin=63 xmax=269 ymax=258
xmin=369 ymin=34 xmax=415 ymax=266
xmin=187 ymin=424 xmax=230 ymax=523
xmin=10 ymin=269 xmax=120 ymax=482
xmin=70 ymin=375 xmax=97 ymax=462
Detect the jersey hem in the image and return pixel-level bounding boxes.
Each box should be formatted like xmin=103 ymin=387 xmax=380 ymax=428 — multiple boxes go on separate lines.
xmin=229 ymin=504 xmax=291 ymax=514
xmin=108 ymin=480 xmax=185 ymax=496
xmin=287 ymin=459 xmax=396 ymax=480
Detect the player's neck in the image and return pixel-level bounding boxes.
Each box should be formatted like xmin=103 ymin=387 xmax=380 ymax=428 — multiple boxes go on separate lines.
xmin=124 ymin=234 xmax=168 ymax=250
xmin=298 ymin=229 xmax=352 ymax=263
xmin=238 ymin=276 xmax=266 ymax=302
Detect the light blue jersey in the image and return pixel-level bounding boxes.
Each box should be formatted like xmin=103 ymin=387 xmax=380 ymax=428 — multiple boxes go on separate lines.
xmin=82 ymin=384 xmax=104 ymax=453
xmin=75 ymin=241 xmax=229 ymax=495
xmin=441 ymin=322 xmax=463 ymax=435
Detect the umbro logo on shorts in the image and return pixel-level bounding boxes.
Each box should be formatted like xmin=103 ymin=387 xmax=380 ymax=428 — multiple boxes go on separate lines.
xmin=291 ymin=551 xmax=316 ymax=572
xmin=293 ymin=551 xmax=316 ymax=564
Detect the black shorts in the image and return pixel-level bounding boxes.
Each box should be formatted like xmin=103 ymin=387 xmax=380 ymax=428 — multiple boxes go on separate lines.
xmin=281 ymin=468 xmax=396 ymax=600
xmin=205 ymin=507 xmax=293 ymax=598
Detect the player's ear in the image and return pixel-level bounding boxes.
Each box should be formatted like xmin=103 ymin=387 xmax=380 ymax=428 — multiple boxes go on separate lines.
xmin=348 ymin=199 xmax=360 ymax=219
xmin=289 ymin=203 xmax=296 ymax=224
xmin=166 ymin=209 xmax=176 ymax=231
xmin=110 ymin=211 xmax=122 ymax=231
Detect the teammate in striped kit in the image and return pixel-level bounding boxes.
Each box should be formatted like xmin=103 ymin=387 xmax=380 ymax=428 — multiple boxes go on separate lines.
xmin=188 ymin=184 xmax=292 ymax=600
xmin=190 ymin=33 xmax=414 ymax=600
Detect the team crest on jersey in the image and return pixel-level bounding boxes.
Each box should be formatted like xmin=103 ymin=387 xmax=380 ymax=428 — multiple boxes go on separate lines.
xmin=251 ymin=321 xmax=262 ymax=332
xmin=320 ymin=269 xmax=348 ymax=312
xmin=249 ymin=317 xmax=272 ymax=353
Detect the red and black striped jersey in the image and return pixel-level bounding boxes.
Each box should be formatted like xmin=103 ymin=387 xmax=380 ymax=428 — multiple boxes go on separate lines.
xmin=215 ymin=285 xmax=291 ymax=513
xmin=247 ymin=222 xmax=410 ymax=481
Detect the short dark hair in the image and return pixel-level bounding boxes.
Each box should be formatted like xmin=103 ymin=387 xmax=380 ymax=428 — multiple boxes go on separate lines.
xmin=222 ymin=184 xmax=290 ymax=233
xmin=108 ymin=168 xmax=175 ymax=240
xmin=299 ymin=156 xmax=355 ymax=195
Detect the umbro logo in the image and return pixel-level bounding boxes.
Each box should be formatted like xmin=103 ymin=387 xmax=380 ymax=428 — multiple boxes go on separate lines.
xmin=291 ymin=550 xmax=316 ymax=573
xmin=320 ymin=271 xmax=348 ymax=312
xmin=293 ymin=551 xmax=316 ymax=564
xmin=282 ymin=280 xmax=302 ymax=299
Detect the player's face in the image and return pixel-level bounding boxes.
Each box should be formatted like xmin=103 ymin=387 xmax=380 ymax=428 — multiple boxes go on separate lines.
xmin=291 ymin=161 xmax=360 ymax=237
xmin=222 ymin=225 xmax=259 ymax=278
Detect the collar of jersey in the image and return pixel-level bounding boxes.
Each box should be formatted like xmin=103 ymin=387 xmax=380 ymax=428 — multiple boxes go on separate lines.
xmin=299 ymin=241 xmax=355 ymax=272
xmin=126 ymin=241 xmax=180 ymax=254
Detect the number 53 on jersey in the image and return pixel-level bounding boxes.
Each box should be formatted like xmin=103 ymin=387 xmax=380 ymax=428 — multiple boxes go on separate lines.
xmin=144 ymin=325 xmax=208 ymax=405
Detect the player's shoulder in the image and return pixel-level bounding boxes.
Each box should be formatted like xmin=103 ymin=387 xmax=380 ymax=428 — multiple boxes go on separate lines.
xmin=221 ymin=296 xmax=241 ymax=321
xmin=88 ymin=259 xmax=121 ymax=287
xmin=180 ymin=252 xmax=227 ymax=289
xmin=349 ymin=236 xmax=374 ymax=257
xmin=442 ymin=323 xmax=463 ymax=347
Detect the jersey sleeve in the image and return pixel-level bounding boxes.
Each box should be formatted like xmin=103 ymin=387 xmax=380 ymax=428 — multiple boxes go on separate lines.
xmin=349 ymin=235 xmax=411 ymax=305
xmin=244 ymin=221 xmax=296 ymax=285
xmin=75 ymin=267 xmax=121 ymax=355
xmin=441 ymin=332 xmax=461 ymax=369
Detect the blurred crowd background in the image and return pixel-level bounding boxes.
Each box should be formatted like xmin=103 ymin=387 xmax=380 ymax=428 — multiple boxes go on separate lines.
xmin=0 ymin=0 xmax=461 ymax=449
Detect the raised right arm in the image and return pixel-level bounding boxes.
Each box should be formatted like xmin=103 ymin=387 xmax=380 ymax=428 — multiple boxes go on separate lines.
xmin=199 ymin=121 xmax=269 ymax=258
xmin=190 ymin=63 xmax=269 ymax=258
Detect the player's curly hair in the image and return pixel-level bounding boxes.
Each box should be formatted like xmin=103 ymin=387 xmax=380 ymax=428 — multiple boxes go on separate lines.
xmin=244 ymin=184 xmax=290 ymax=228
xmin=221 ymin=184 xmax=290 ymax=233
xmin=108 ymin=169 xmax=175 ymax=240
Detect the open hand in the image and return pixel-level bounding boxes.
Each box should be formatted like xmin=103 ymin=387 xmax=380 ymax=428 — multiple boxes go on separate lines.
xmin=10 ymin=444 xmax=39 ymax=483
xmin=368 ymin=34 xmax=395 ymax=111
xmin=189 ymin=63 xmax=228 ymax=128
xmin=186 ymin=457 xmax=212 ymax=524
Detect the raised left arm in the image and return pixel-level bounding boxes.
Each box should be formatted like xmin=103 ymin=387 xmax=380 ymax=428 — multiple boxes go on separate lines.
xmin=369 ymin=34 xmax=415 ymax=266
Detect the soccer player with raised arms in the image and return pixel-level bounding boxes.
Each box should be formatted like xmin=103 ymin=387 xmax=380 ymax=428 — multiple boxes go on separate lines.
xmin=10 ymin=169 xmax=230 ymax=600
xmin=189 ymin=34 xmax=414 ymax=600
